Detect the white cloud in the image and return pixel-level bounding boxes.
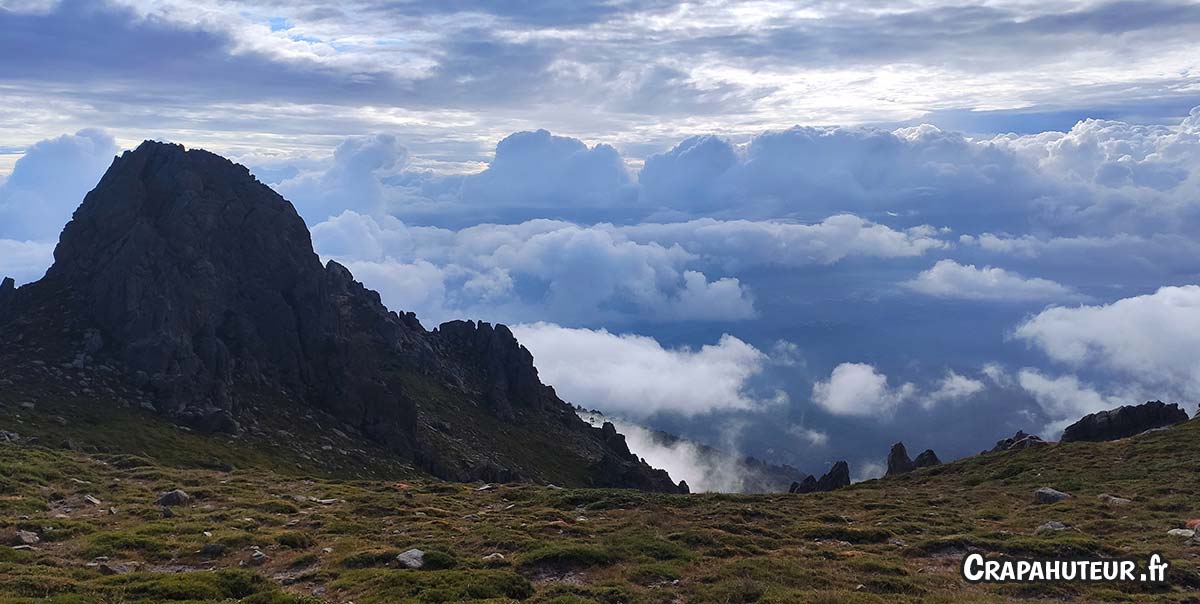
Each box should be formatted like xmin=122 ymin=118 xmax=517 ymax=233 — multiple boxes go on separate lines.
xmin=1016 ymin=369 xmax=1124 ymax=437
xmin=924 ymin=370 xmax=985 ymax=408
xmin=904 ymin=259 xmax=1080 ymax=302
xmin=615 ymin=214 xmax=947 ymax=268
xmin=277 ymin=133 xmax=408 ymax=223
xmin=512 ymin=322 xmax=783 ymax=419
xmin=0 ymin=239 xmax=55 ymax=285
xmin=1015 ymin=285 xmax=1200 ymax=399
xmin=853 ymin=460 xmax=886 ymax=483
xmin=811 ymin=362 xmax=915 ymax=417
xmin=786 ymin=424 xmax=829 ymax=447
xmin=0 ymin=129 xmax=117 ymax=242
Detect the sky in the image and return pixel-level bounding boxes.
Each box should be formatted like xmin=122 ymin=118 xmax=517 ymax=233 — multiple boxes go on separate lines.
xmin=2 ymin=0 xmax=1200 ymax=488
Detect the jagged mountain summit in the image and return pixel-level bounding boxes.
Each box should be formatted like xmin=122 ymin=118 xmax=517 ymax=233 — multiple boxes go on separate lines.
xmin=0 ymin=141 xmax=684 ymax=492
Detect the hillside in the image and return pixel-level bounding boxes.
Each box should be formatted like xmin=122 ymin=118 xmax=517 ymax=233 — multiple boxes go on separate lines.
xmin=2 ymin=395 xmax=1198 ymax=603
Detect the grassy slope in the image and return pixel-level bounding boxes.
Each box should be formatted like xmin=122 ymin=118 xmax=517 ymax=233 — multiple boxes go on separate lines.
xmin=1 ymin=407 xmax=1199 ymax=603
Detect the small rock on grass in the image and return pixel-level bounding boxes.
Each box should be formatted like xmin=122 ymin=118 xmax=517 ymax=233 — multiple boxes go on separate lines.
xmin=156 ymin=489 xmax=191 ymax=507
xmin=395 ymin=549 xmax=425 ymax=569
xmin=248 ymin=550 xmax=270 ymax=566
xmin=1037 ymin=521 xmax=1068 ymax=533
xmin=1167 ymin=528 xmax=1196 ymax=539
xmin=1097 ymin=493 xmax=1131 ymax=506
xmin=1033 ymin=487 xmax=1072 ymax=504
xmin=13 ymin=530 xmax=40 ymax=545
xmin=483 ymin=553 xmax=506 ymax=563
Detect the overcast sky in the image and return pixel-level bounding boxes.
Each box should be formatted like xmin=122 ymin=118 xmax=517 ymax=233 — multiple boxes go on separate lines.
xmin=2 ymin=0 xmax=1199 ymax=486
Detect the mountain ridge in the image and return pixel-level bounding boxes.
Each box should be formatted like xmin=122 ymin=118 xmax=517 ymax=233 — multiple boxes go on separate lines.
xmin=0 ymin=140 xmax=684 ymax=493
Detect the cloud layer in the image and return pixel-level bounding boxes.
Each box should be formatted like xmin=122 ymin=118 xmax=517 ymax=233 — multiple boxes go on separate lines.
xmin=512 ymin=323 xmax=783 ymax=419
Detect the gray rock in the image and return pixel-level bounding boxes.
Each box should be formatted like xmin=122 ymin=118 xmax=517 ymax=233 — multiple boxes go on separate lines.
xmin=1061 ymin=401 xmax=1189 ymax=443
xmin=483 ymin=553 xmax=506 ymax=563
xmin=99 ymin=562 xmax=135 ymax=575
xmin=248 ymin=549 xmax=269 ymax=566
xmin=1037 ymin=521 xmax=1068 ymax=533
xmin=156 ymin=489 xmax=191 ymax=507
xmin=914 ymin=449 xmax=941 ymax=468
xmin=395 ymin=548 xmax=425 ymax=569
xmin=1033 ymin=487 xmax=1072 ymax=504
xmin=14 ymin=530 xmax=40 ymax=545
xmin=1167 ymin=528 xmax=1195 ymax=538
xmin=788 ymin=475 xmax=818 ymax=494
xmin=1097 ymin=493 xmax=1131 ymax=506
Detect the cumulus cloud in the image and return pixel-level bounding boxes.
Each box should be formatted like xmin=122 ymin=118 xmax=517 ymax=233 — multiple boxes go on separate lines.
xmin=1015 ymin=285 xmax=1200 ymax=399
xmin=904 ymin=260 xmax=1081 ymax=302
xmin=277 ymin=134 xmax=409 ymax=223
xmin=460 ymin=129 xmax=635 ymax=208
xmin=512 ymin=322 xmax=783 ymax=419
xmin=1016 ymin=369 xmax=1124 ymax=437
xmin=616 ymin=215 xmax=947 ymax=268
xmin=310 ymin=209 xmax=946 ymax=326
xmin=0 ymin=128 xmax=117 ymax=242
xmin=313 ymin=212 xmax=755 ymax=325
xmin=924 ymin=370 xmax=986 ymax=407
xmin=811 ymin=362 xmax=915 ymax=417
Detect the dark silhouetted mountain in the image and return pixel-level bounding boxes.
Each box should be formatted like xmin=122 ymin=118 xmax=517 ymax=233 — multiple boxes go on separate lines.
xmin=0 ymin=141 xmax=684 ymax=493
xmin=914 ymin=449 xmax=941 ymax=468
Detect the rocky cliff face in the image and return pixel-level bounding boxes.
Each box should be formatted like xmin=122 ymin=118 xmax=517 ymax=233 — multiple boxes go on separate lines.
xmin=0 ymin=141 xmax=684 ymax=493
xmin=1061 ymin=401 xmax=1190 ymax=443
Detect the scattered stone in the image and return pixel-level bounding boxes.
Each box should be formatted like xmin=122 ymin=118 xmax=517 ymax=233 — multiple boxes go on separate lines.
xmin=83 ymin=495 xmax=102 ymax=506
xmin=885 ymin=443 xmax=915 ymax=477
xmin=248 ymin=549 xmax=269 ymax=566
xmin=99 ymin=562 xmax=135 ymax=575
xmin=1097 ymin=494 xmax=1131 ymax=506
xmin=1061 ymin=401 xmax=1189 ymax=443
xmin=1033 ymin=487 xmax=1072 ymax=504
xmin=19 ymin=402 xmax=34 ymax=410
xmin=1037 ymin=521 xmax=1068 ymax=533
xmin=311 ymin=498 xmax=337 ymax=505
xmin=156 ymin=489 xmax=191 ymax=507
xmin=395 ymin=548 xmax=425 ymax=569
xmin=1167 ymin=529 xmax=1196 ymax=539
xmin=483 ymin=553 xmax=506 ymax=563
xmin=476 ymin=484 xmax=496 ymax=492
xmin=13 ymin=530 xmax=40 ymax=545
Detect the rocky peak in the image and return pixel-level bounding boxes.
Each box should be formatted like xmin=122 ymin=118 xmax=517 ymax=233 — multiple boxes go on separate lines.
xmin=1061 ymin=400 xmax=1189 ymax=443
xmin=0 ymin=140 xmax=685 ymax=493
xmin=913 ymin=449 xmax=941 ymax=468
xmin=885 ymin=442 xmax=914 ymax=477
xmin=432 ymin=320 xmax=545 ymax=420
xmin=816 ymin=461 xmax=851 ymax=492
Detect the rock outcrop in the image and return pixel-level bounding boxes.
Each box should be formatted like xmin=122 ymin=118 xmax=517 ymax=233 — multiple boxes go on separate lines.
xmin=885 ymin=443 xmax=915 ymax=477
xmin=886 ymin=442 xmax=940 ymax=476
xmin=0 ymin=141 xmax=684 ymax=493
xmin=0 ymin=277 xmax=14 ymax=318
xmin=1061 ymin=401 xmax=1189 ymax=443
xmin=816 ymin=461 xmax=851 ymax=492
xmin=989 ymin=430 xmax=1048 ymax=453
xmin=913 ymin=449 xmax=941 ymax=468
xmin=788 ymin=475 xmax=817 ymax=494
